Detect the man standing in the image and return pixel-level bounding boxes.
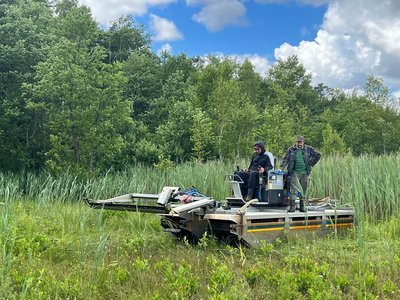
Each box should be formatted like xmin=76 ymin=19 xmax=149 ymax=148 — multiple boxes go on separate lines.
xmin=279 ymin=135 xmax=321 ymax=212
xmin=237 ymin=141 xmax=273 ymax=201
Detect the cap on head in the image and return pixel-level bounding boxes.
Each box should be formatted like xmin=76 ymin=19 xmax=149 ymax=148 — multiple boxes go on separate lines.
xmin=296 ymin=135 xmax=304 ymax=142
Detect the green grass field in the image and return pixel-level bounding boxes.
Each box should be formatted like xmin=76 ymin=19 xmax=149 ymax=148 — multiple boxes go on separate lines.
xmin=1 ymin=154 xmax=399 ymax=299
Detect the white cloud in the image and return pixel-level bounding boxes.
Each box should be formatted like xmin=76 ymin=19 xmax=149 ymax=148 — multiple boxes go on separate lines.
xmin=185 ymin=0 xmax=206 ymax=4
xmin=232 ymin=54 xmax=270 ymax=75
xmin=211 ymin=52 xmax=270 ymax=75
xmin=150 ymin=14 xmax=183 ymax=41
xmin=274 ymin=0 xmax=400 ymax=90
xmin=79 ymin=0 xmax=176 ymax=24
xmin=157 ymin=43 xmax=172 ymax=55
xmin=254 ymin=0 xmax=329 ymax=6
xmin=187 ymin=0 xmax=247 ymax=32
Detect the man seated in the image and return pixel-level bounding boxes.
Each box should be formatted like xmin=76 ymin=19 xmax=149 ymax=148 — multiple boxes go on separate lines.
xmin=235 ymin=141 xmax=273 ymax=201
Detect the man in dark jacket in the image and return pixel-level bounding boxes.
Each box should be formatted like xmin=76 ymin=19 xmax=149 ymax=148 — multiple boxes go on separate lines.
xmin=237 ymin=141 xmax=273 ymax=201
xmin=279 ymin=135 xmax=321 ymax=212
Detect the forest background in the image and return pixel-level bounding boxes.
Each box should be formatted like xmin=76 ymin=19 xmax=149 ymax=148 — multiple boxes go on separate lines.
xmin=2 ymin=1 xmax=400 ymax=298
xmin=1 ymin=0 xmax=400 ymax=176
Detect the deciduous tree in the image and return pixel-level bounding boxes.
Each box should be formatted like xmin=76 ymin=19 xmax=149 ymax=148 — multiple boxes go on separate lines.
xmin=30 ymin=40 xmax=132 ymax=173
xmin=0 ymin=0 xmax=55 ymax=170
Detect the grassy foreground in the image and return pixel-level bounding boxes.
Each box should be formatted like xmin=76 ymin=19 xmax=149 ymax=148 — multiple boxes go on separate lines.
xmin=1 ymin=201 xmax=400 ymax=299
xmin=0 ymin=154 xmax=400 ymax=299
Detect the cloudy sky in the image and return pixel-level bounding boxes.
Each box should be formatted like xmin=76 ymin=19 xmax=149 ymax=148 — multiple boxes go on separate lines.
xmin=79 ymin=0 xmax=400 ymax=95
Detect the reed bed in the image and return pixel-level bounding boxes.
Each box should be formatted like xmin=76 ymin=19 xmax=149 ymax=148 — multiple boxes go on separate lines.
xmin=0 ymin=154 xmax=399 ymax=221
xmin=1 ymin=154 xmax=400 ymax=298
xmin=310 ymin=154 xmax=400 ymax=221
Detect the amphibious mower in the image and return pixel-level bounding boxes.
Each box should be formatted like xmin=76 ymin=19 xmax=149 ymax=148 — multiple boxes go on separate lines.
xmin=85 ymin=171 xmax=355 ymax=247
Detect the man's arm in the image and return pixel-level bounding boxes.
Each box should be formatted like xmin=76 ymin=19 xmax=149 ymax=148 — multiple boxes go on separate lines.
xmin=309 ymin=147 xmax=321 ymax=166
xmin=257 ymin=155 xmax=272 ymax=175
xmin=261 ymin=155 xmax=273 ymax=173
xmin=247 ymin=155 xmax=255 ymax=171
xmin=279 ymin=148 xmax=290 ymax=170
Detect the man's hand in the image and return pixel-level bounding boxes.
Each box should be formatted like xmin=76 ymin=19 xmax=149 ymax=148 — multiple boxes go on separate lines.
xmin=258 ymin=167 xmax=265 ymax=174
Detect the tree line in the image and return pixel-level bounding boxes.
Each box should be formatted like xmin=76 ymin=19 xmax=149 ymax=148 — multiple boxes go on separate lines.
xmin=1 ymin=0 xmax=399 ymax=176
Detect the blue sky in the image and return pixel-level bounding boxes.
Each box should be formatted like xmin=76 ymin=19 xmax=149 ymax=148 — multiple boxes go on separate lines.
xmin=142 ymin=2 xmax=327 ymax=57
xmin=80 ymin=0 xmax=400 ymax=97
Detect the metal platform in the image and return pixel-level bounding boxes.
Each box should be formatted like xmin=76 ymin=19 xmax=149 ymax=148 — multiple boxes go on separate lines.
xmin=86 ymin=185 xmax=355 ymax=247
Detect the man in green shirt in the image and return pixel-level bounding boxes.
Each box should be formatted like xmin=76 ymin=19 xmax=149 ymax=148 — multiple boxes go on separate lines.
xmin=279 ymin=135 xmax=321 ymax=212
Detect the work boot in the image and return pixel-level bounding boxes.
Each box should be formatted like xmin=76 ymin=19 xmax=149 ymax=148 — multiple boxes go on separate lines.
xmin=245 ymin=188 xmax=254 ymax=201
xmin=299 ymin=200 xmax=307 ymax=212
xmin=288 ymin=199 xmax=296 ymax=212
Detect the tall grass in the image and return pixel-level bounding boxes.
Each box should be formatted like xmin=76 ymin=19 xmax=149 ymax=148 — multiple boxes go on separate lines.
xmin=1 ymin=197 xmax=399 ymax=299
xmin=0 ymin=174 xmax=19 ymax=298
xmin=1 ymin=155 xmax=400 ymax=298
xmin=0 ymin=161 xmax=234 ymax=203
xmin=310 ymin=154 xmax=400 ymax=221
xmin=0 ymin=154 xmax=399 ymax=221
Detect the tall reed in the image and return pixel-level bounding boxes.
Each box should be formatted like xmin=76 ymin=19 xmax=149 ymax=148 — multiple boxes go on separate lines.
xmin=0 ymin=174 xmax=20 ymax=298
xmin=0 ymin=154 xmax=398 ymax=221
xmin=310 ymin=154 xmax=400 ymax=221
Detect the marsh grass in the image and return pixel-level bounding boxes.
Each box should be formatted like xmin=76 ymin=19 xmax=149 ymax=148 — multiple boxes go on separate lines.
xmin=0 ymin=198 xmax=399 ymax=298
xmin=310 ymin=154 xmax=400 ymax=220
xmin=0 ymin=155 xmax=399 ymax=298
xmin=1 ymin=155 xmax=398 ymax=220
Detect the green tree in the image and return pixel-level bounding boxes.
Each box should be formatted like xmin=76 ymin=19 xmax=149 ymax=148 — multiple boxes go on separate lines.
xmin=124 ymin=51 xmax=162 ymax=124
xmin=255 ymin=105 xmax=295 ymax=158
xmin=102 ymin=15 xmax=151 ymax=64
xmin=268 ymin=55 xmax=311 ymax=91
xmin=129 ymin=131 xmax=161 ymax=166
xmin=364 ymin=75 xmax=400 ymax=113
xmin=155 ymin=101 xmax=196 ymax=162
xmin=0 ymin=0 xmax=55 ymax=170
xmin=53 ymin=0 xmax=78 ymax=16
xmin=193 ymin=57 xmax=238 ymax=113
xmin=160 ymin=52 xmax=197 ymax=83
xmin=364 ymin=75 xmax=391 ymax=107
xmin=321 ymin=124 xmax=347 ymax=155
xmin=325 ymin=95 xmax=370 ymax=155
xmin=363 ymin=102 xmax=400 ymax=154
xmin=27 ymin=37 xmax=132 ymax=174
xmin=209 ymin=79 xmax=258 ymax=159
xmin=0 ymin=0 xmax=17 ymax=18
xmin=54 ymin=0 xmax=99 ymax=47
xmin=190 ymin=108 xmax=217 ymax=161
xmin=238 ymin=59 xmax=263 ymax=109
xmin=145 ymin=70 xmax=189 ymax=131
xmin=267 ymin=55 xmax=318 ymax=114
xmin=324 ymin=89 xmax=400 ymax=155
